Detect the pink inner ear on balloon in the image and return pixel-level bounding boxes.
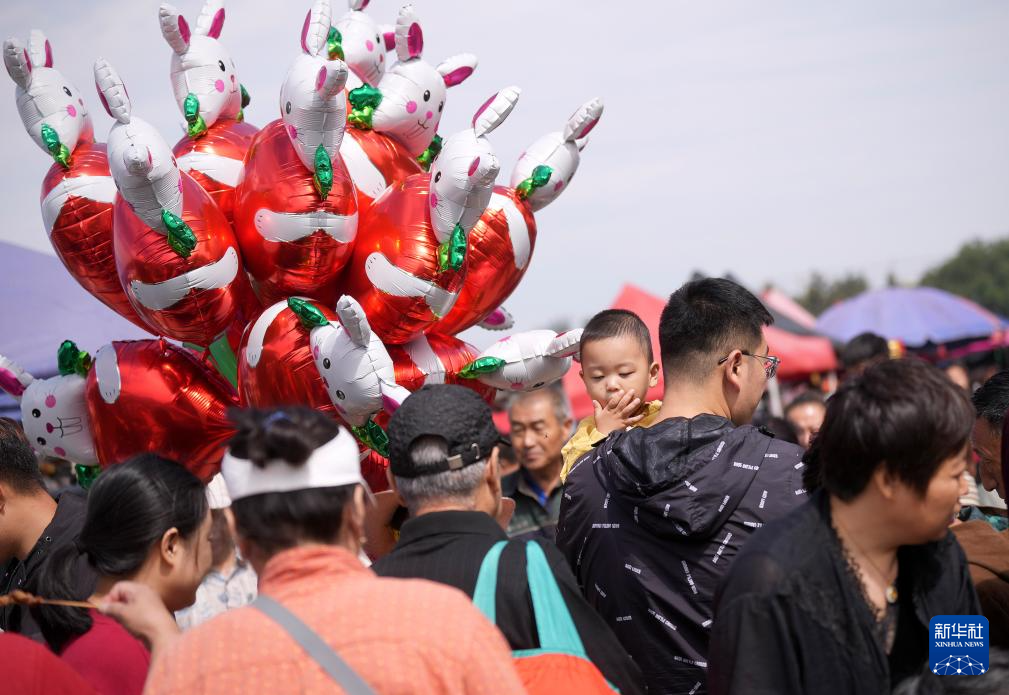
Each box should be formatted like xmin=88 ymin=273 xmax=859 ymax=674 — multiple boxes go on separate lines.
xmin=0 ymin=368 xmax=26 ymax=398
xmin=96 ymin=84 xmax=112 ymax=117
xmin=178 ymin=15 xmax=191 ymax=45
xmin=360 ymin=0 xmax=371 ymax=8
xmin=44 ymin=40 xmax=53 ymax=68
xmin=315 ymin=66 xmax=327 ymax=91
xmin=442 ymin=66 xmax=473 ymax=87
xmin=207 ymin=9 xmax=226 ymax=39
xmin=577 ymin=117 xmax=599 ymax=138
xmin=471 ymin=93 xmax=496 ymax=128
xmin=382 ymin=393 xmax=401 ymax=414
xmin=383 ymin=31 xmax=396 ymax=51
xmin=300 ymin=10 xmax=311 ymax=53
xmin=23 ymin=48 xmax=31 ymax=73
xmin=468 ymin=157 xmax=480 ymax=176
xmin=406 ymin=23 xmax=423 ymax=58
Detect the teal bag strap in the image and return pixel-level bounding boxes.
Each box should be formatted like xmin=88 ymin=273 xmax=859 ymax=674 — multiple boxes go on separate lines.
xmin=473 ymin=540 xmax=508 ymax=624
xmin=525 ymin=541 xmax=587 ymax=656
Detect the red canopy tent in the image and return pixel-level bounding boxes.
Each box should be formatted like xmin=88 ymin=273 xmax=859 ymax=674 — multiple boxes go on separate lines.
xmin=558 ymin=284 xmax=838 ymax=420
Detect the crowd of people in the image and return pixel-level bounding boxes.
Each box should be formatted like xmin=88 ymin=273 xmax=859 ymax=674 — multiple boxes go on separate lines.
xmin=3 ymin=277 xmax=1009 ymax=694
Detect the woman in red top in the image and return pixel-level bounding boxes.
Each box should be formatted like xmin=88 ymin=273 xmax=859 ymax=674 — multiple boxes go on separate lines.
xmin=34 ymin=454 xmax=212 ymax=695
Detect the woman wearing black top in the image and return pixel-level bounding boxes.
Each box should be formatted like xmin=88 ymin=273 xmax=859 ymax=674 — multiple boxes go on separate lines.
xmin=709 ymin=359 xmax=981 ymax=694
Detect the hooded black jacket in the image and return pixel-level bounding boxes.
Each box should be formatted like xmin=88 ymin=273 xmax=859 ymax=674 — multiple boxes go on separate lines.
xmin=556 ymin=414 xmax=808 ymax=695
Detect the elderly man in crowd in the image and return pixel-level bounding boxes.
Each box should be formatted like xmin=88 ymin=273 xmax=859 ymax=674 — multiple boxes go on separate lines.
xmin=374 ymin=384 xmax=644 ymax=694
xmin=503 ymin=384 xmax=573 ymax=540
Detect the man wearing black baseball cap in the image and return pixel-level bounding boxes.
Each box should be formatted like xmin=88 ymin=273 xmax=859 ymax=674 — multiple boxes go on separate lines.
xmin=372 ymin=385 xmax=644 ymax=695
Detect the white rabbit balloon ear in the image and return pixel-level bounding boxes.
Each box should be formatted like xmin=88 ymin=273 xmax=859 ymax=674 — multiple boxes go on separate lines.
xmin=394 ymin=4 xmax=423 ymax=62
xmin=94 ymin=58 xmax=131 ymax=124
xmin=3 ymin=38 xmax=33 ymax=90
xmin=437 ymin=53 xmax=477 ymax=88
xmin=378 ymin=380 xmax=411 ymax=415
xmin=335 ymin=294 xmax=372 ymax=347
xmin=563 ymin=97 xmax=603 ymax=142
xmin=546 ymin=329 xmax=583 ymax=358
xmin=349 ymin=0 xmax=370 ymax=9
xmin=27 ymin=30 xmax=53 ymax=69
xmin=0 ymin=354 xmax=34 ymax=402
xmin=195 ymin=0 xmax=226 ymax=39
xmin=472 ymin=85 xmax=520 ymax=138
xmin=316 ymin=61 xmax=348 ymax=100
xmin=301 ymin=0 xmax=333 ymax=56
xmin=159 ymin=4 xmax=192 ymax=55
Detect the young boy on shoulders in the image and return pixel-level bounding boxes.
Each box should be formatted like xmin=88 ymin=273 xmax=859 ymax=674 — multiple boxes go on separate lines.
xmin=560 ymin=309 xmax=661 ymax=482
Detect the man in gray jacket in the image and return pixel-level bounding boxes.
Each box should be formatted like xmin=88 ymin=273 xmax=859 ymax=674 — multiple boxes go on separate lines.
xmin=557 ymin=278 xmax=808 ymax=695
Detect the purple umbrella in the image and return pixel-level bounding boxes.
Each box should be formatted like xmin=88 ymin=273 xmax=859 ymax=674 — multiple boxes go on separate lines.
xmin=816 ymin=286 xmax=1006 ymax=347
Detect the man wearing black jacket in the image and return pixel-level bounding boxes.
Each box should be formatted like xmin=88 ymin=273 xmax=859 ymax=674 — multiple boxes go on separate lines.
xmin=0 ymin=418 xmax=95 ymax=641
xmin=556 ymin=278 xmax=808 ymax=695
xmin=373 ymin=385 xmax=645 ymax=695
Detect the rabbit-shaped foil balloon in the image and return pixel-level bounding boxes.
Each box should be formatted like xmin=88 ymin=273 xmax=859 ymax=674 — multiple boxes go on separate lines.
xmin=434 ymin=97 xmax=603 ymax=336
xmin=294 ymin=296 xmax=410 ymax=456
xmin=345 ymin=4 xmax=476 ymax=158
xmin=459 ymin=328 xmax=583 ymax=392
xmin=161 ymin=0 xmax=259 ymax=224
xmin=342 ymin=86 xmax=520 ymax=344
xmin=0 ymin=340 xmax=239 ymax=483
xmin=3 ymin=31 xmax=150 ymax=333
xmin=232 ymin=0 xmax=358 ymax=307
xmin=333 ymin=0 xmax=392 ymax=89
xmin=95 ymin=58 xmax=255 ymax=348
xmin=0 ymin=349 xmax=97 ymax=466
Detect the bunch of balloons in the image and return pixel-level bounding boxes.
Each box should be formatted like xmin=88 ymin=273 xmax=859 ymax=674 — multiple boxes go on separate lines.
xmin=0 ymin=0 xmax=601 ymax=489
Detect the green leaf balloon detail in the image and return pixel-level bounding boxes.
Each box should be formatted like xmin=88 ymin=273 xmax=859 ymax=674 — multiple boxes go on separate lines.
xmin=326 ymin=26 xmax=345 ymax=60
xmin=352 ymin=418 xmax=389 ymax=458
xmin=57 ymin=340 xmax=92 ymax=378
xmin=516 ymin=164 xmax=553 ymax=200
xmin=459 ymin=356 xmax=506 ymax=380
xmin=437 ymin=224 xmax=467 ymax=273
xmin=75 ymin=464 xmax=100 ymax=490
xmin=287 ymin=297 xmax=330 ymax=329
xmin=416 ymin=134 xmax=443 ymax=171
xmin=184 ymin=93 xmax=207 ymax=137
xmin=347 ymin=84 xmax=382 ymax=129
xmin=162 ymin=209 xmax=197 ymax=258
xmin=40 ymin=123 xmax=71 ymax=169
xmin=313 ymin=144 xmax=333 ymax=200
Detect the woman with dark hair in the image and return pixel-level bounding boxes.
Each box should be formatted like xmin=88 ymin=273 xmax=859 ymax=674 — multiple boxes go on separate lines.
xmin=709 ymin=359 xmax=981 ymax=694
xmin=34 ymin=455 xmax=211 ymax=695
xmin=102 ymin=407 xmax=524 ymax=695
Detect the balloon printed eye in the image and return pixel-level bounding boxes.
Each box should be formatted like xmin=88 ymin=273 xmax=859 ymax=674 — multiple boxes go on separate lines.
xmin=336 ymin=390 xmax=346 ymax=400
xmin=285 ymin=101 xmax=292 ymax=114
xmin=36 ymin=437 xmax=46 ymax=446
xmin=434 ymin=171 xmax=442 ymax=183
xmin=62 ymin=86 xmax=72 ymax=97
xmin=533 ymin=382 xmax=545 ymax=388
xmin=438 ymin=101 xmax=443 ymax=113
xmin=218 ymin=60 xmax=226 ymax=71
xmin=32 ymin=408 xmax=41 ymax=418
xmin=323 ymin=358 xmax=331 ymax=369
xmin=423 ymin=90 xmax=430 ymax=102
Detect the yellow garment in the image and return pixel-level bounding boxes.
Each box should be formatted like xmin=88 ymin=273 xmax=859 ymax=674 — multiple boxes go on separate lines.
xmin=560 ymin=400 xmax=663 ymax=482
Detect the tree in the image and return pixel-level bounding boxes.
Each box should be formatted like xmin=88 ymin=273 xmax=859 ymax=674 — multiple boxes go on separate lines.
xmin=795 ymin=272 xmax=869 ymax=316
xmin=921 ymin=238 xmax=1009 ymax=316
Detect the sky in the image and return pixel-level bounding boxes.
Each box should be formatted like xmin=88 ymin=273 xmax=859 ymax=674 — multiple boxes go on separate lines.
xmin=1 ymin=0 xmax=1008 ymax=345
